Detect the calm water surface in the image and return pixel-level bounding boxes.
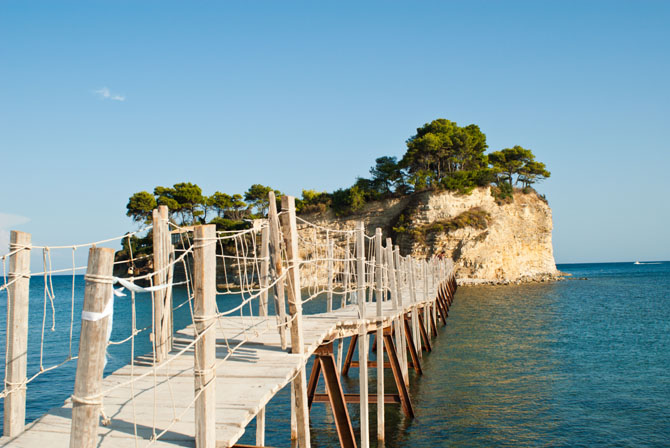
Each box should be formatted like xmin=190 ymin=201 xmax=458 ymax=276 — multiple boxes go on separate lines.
xmin=1 ymin=262 xmax=669 ymax=446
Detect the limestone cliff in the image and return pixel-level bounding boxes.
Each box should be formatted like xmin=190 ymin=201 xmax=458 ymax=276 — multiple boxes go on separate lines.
xmin=300 ymin=187 xmax=559 ymax=285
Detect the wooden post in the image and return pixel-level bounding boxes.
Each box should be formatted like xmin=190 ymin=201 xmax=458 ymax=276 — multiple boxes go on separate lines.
xmin=165 ymin=243 xmax=176 ymax=352
xmin=268 ymin=191 xmax=288 ymax=349
xmin=327 ymin=239 xmax=334 ymax=313
xmin=193 ymin=225 xmax=217 ymax=448
xmin=152 ymin=205 xmax=171 ymax=361
xmin=408 ymin=259 xmax=422 ymax=359
xmin=342 ymin=234 xmax=350 ymax=308
xmin=280 ymin=195 xmax=311 ymax=448
xmin=374 ymin=229 xmax=385 ymax=440
xmin=431 ymin=261 xmax=438 ymax=334
xmin=394 ymin=248 xmax=403 ymax=309
xmin=386 ymin=239 xmax=406 ymax=386
xmin=393 ymin=247 xmax=409 ymax=386
xmin=423 ymin=262 xmax=430 ymax=340
xmin=385 ymin=240 xmax=397 ymax=310
xmin=3 ymin=231 xmax=31 ymax=437
xmin=259 ymin=223 xmax=270 ymax=317
xmin=291 ymin=382 xmax=298 ymax=440
xmin=358 ymin=326 xmax=370 ymax=448
xmin=337 ymin=236 xmax=351 ymax=372
xmin=256 ymin=409 xmax=266 ymax=446
xmin=355 ymin=222 xmax=369 ymax=448
xmin=256 ymin=224 xmax=270 ymax=446
xmin=69 ymin=246 xmax=114 ymax=448
xmin=355 ymin=222 xmax=366 ymax=318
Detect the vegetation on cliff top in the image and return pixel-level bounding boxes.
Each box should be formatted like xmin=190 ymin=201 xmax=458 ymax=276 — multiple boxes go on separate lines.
xmin=125 ymin=118 xmax=550 ymax=227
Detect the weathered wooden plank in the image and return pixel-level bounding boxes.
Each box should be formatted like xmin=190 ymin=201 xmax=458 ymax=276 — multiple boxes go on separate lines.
xmin=4 ymin=266 xmax=447 ymax=448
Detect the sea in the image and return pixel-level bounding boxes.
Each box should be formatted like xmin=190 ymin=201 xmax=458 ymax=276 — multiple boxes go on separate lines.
xmin=1 ymin=261 xmax=668 ymax=447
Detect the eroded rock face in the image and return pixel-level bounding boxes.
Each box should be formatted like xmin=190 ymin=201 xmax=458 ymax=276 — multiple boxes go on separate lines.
xmin=299 ymin=187 xmax=559 ymax=285
xmin=407 ymin=188 xmax=558 ymax=284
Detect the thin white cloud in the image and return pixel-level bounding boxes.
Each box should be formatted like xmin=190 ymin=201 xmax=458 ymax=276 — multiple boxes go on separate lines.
xmin=0 ymin=213 xmax=30 ymax=256
xmin=94 ymin=87 xmax=125 ymax=102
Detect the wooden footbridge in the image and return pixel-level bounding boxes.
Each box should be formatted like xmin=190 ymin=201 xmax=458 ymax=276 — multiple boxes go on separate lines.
xmin=0 ymin=194 xmax=457 ymax=448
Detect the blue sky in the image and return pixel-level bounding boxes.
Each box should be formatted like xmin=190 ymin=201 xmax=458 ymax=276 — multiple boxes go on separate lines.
xmin=1 ymin=0 xmax=669 ymax=265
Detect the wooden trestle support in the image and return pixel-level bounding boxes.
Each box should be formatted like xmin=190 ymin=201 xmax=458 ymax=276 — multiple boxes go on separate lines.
xmin=308 ymin=275 xmax=457 ymax=448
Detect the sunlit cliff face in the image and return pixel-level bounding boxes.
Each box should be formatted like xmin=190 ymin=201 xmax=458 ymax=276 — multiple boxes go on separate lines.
xmin=297 ymin=187 xmax=558 ymax=285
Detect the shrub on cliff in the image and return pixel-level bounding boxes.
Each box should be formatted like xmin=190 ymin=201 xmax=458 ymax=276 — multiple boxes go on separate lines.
xmin=407 ymin=208 xmax=491 ymax=245
xmin=491 ymin=183 xmax=514 ymax=205
xmin=331 ymin=186 xmax=366 ymax=216
xmin=296 ymin=189 xmax=331 ymax=214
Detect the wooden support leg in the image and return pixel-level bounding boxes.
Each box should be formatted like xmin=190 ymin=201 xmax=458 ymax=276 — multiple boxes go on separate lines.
xmin=445 ymin=284 xmax=453 ymax=307
xmin=437 ymin=288 xmax=449 ymax=323
xmin=417 ymin=311 xmax=432 ymax=352
xmin=341 ymin=334 xmax=357 ymax=376
xmin=398 ymin=316 xmax=409 ymax=387
xmin=290 ymin=383 xmax=297 ymax=441
xmin=317 ymin=331 xmax=415 ymax=421
xmin=403 ymin=316 xmax=422 ymax=375
xmin=315 ymin=343 xmax=357 ymax=448
xmin=255 ymin=407 xmax=265 ymax=446
xmin=307 ymin=358 xmax=322 ymax=410
xmin=430 ymin=306 xmax=438 ymax=338
xmin=336 ymin=338 xmax=344 ymax=373
xmin=383 ymin=329 xmax=414 ymax=419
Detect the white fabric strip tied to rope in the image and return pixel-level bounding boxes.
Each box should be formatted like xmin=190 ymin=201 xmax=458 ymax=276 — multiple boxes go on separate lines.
xmin=80 ymin=277 xmax=187 ymax=369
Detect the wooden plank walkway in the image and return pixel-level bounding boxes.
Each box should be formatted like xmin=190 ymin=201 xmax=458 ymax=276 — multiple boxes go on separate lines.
xmin=1 ymin=292 xmax=433 ymax=448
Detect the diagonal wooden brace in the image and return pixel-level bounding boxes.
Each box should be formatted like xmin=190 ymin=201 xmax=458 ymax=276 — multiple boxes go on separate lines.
xmin=306 ymin=342 xmax=357 ymax=448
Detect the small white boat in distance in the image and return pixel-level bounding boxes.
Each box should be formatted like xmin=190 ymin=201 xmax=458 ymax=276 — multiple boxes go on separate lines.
xmin=634 ymin=261 xmax=641 ymax=265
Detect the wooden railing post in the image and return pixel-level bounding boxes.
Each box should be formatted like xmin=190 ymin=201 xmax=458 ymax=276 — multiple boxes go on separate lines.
xmin=259 ymin=223 xmax=270 ymax=317
xmin=256 ymin=222 xmax=270 ymax=446
xmin=374 ymin=228 xmax=385 ymax=441
xmin=387 ymin=239 xmax=407 ymax=386
xmin=70 ymin=246 xmax=115 ymax=448
xmin=408 ymin=259 xmax=422 ymax=358
xmin=279 ymin=195 xmax=311 ymax=448
xmin=193 ymin=224 xmax=217 ymax=448
xmin=353 ymin=221 xmax=369 ymax=448
xmin=423 ymin=261 xmax=430 ymax=339
xmin=268 ymin=191 xmax=288 ymax=349
xmin=327 ymin=239 xmax=334 ymax=313
xmin=3 ymin=230 xmax=31 ymax=437
xmin=342 ymin=234 xmax=350 ymax=309
xmin=431 ymin=260 xmax=438 ymax=331
xmin=393 ymin=247 xmax=409 ymax=385
xmin=355 ymin=222 xmax=366 ymax=318
xmin=152 ymin=205 xmax=171 ymax=361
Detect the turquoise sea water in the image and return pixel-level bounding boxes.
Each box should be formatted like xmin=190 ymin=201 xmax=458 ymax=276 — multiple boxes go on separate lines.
xmin=1 ymin=261 xmax=669 ymax=446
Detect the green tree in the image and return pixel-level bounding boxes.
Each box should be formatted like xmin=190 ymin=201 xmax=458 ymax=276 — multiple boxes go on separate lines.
xmin=353 ymin=178 xmax=382 ymax=201
xmin=488 ymin=146 xmax=549 ymax=187
xmin=244 ymin=184 xmax=281 ymax=216
xmin=172 ymin=182 xmax=205 ymax=223
xmin=153 ymin=183 xmax=205 ymax=224
xmin=401 ymin=119 xmax=488 ymax=188
xmin=228 ymin=194 xmax=248 ymax=220
xmin=369 ymin=156 xmax=405 ymax=194
xmin=210 ymin=192 xmax=232 ymax=218
xmin=518 ymin=160 xmax=551 ymax=188
xmin=126 ymin=191 xmax=157 ymax=224
xmin=331 ymin=186 xmax=365 ymax=216
xmin=154 ymin=186 xmax=180 ymax=218
xmin=297 ymin=189 xmax=331 ymax=214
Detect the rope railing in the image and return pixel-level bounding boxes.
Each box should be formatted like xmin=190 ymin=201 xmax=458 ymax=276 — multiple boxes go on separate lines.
xmin=1 ymin=197 xmax=456 ymax=447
